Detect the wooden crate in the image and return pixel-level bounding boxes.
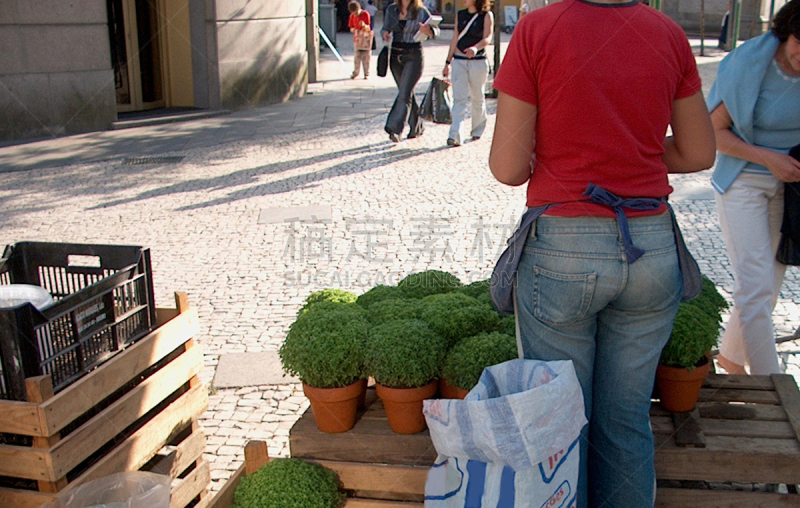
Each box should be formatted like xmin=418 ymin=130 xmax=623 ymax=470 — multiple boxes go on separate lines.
xmin=0 ymin=292 xmax=210 ymax=508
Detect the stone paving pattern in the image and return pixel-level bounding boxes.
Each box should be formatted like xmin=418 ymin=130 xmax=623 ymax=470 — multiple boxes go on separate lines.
xmin=1 ymin=29 xmax=798 ymax=495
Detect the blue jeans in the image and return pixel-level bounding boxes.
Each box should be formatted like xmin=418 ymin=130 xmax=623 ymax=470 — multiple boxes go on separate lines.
xmin=515 ymin=213 xmax=682 ymax=508
xmin=386 ymin=45 xmax=424 ymax=137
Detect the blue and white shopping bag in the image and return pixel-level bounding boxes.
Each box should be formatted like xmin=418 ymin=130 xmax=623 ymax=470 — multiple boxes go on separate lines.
xmin=423 ymin=359 xmax=587 ymax=508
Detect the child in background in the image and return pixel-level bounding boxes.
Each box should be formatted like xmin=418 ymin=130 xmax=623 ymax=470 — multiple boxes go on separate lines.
xmin=348 ymin=1 xmax=373 ymax=79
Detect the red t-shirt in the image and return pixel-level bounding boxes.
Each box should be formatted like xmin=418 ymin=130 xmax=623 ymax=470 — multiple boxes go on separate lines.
xmin=493 ymin=0 xmax=701 ymax=217
xmin=349 ymin=11 xmax=371 ymax=40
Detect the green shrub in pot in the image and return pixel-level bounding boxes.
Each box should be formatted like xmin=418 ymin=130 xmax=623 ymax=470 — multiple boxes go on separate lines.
xmin=366 ymin=319 xmax=447 ymax=388
xmin=356 ymin=284 xmax=404 ymax=309
xmin=684 ymin=276 xmax=729 ymax=325
xmin=442 ymin=332 xmax=519 ymax=391
xmin=298 ymin=289 xmax=357 ymax=316
xmin=232 ymin=458 xmax=344 ymax=508
xmin=421 ymin=292 xmax=500 ymax=346
xmin=660 ymin=304 xmax=720 ymax=370
xmin=457 ymin=279 xmax=493 ymax=306
xmin=398 ymin=270 xmax=463 ymax=299
xmin=366 ymin=298 xmax=425 ymax=325
xmin=279 ymin=302 xmax=368 ymax=388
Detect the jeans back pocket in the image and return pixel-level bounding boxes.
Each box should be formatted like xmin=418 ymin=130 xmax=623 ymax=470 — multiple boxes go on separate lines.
xmin=533 ymin=266 xmax=597 ymax=325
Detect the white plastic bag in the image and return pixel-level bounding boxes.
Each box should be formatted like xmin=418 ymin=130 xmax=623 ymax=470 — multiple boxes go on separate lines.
xmin=0 ymin=284 xmax=53 ymax=310
xmin=423 ymin=359 xmax=587 ymax=508
xmin=40 ymin=472 xmax=170 ymax=508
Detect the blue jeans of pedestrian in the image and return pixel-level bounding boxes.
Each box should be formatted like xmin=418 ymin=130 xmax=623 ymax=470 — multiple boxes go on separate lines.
xmin=386 ymin=45 xmax=424 ymax=137
xmin=515 ymin=212 xmax=682 ymax=508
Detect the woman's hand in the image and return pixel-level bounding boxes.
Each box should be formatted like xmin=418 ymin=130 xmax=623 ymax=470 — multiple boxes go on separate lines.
xmin=419 ymin=23 xmax=434 ymax=38
xmin=443 ymin=63 xmax=450 ymax=78
xmin=382 ymin=31 xmax=391 ymax=42
xmin=762 ymin=151 xmax=800 ymax=182
xmin=464 ymin=47 xmax=476 ymax=58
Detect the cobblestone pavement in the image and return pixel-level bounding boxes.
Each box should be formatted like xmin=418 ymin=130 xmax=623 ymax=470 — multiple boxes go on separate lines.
xmin=0 ymin=35 xmax=798 ymax=495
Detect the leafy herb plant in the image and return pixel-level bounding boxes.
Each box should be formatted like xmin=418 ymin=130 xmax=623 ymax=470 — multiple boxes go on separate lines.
xmin=279 ymin=302 xmax=368 ymax=388
xmin=232 ymin=458 xmax=344 ymax=508
xmin=367 ymin=298 xmax=425 ymax=325
xmin=298 ymin=289 xmax=357 ymax=315
xmin=398 ymin=270 xmax=463 ymax=299
xmin=356 ymin=285 xmax=404 ymax=309
xmin=661 ymin=304 xmax=720 ymax=370
xmin=421 ymin=292 xmax=499 ymax=346
xmin=366 ymin=319 xmax=447 ymax=388
xmin=442 ymin=332 xmax=518 ymax=391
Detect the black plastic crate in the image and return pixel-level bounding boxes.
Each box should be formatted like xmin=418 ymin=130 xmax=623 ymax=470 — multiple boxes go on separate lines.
xmin=0 ymin=242 xmax=156 ymax=401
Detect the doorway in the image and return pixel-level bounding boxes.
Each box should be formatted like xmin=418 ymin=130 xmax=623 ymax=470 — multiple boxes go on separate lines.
xmin=107 ymin=0 xmax=166 ymax=112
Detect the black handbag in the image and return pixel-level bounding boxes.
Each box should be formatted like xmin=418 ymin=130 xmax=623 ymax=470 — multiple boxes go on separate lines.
xmin=776 ymin=144 xmax=800 ymax=265
xmin=377 ymin=46 xmax=389 ymax=77
xmin=419 ymin=77 xmax=452 ymax=124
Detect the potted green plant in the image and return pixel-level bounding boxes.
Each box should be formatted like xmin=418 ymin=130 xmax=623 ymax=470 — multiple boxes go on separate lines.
xmin=298 ymin=288 xmax=357 ymax=315
xmin=232 ymin=457 xmax=344 ymax=508
xmin=397 ymin=270 xmax=463 ymax=299
xmin=366 ymin=297 xmax=425 ymax=325
xmin=440 ymin=332 xmax=519 ymax=399
xmin=355 ymin=284 xmax=404 ymax=309
xmin=365 ymin=319 xmax=447 ymax=434
xmin=279 ymin=302 xmax=369 ymax=433
xmin=421 ymin=292 xmax=500 ymax=347
xmin=657 ymin=278 xmax=727 ymax=412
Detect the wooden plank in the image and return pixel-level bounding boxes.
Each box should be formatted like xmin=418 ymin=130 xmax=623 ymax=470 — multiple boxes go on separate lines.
xmin=38 ymin=308 xmax=199 ymax=437
xmin=313 ymin=460 xmax=428 ymax=495
xmin=656 ymin=487 xmax=800 ymax=507
xmin=170 ymin=460 xmax=210 ymax=508
xmin=0 ymin=444 xmax=51 ymax=480
xmin=60 ymin=383 xmax=208 ymax=491
xmin=652 ymin=416 xmax=796 ymax=440
xmin=699 ymin=388 xmax=781 ymax=405
xmin=772 ymin=374 xmax=800 ymax=443
xmin=0 ymin=486 xmax=56 ymax=508
xmin=698 ymin=402 xmax=788 ymax=421
xmin=47 ymin=344 xmax=203 ymax=480
xmin=655 ymin=445 xmax=800 ymax=483
xmin=156 ymin=307 xmax=180 ymax=326
xmin=291 ymin=410 xmax=437 ymax=466
xmin=0 ymin=400 xmax=42 ymax=436
xmin=244 ymin=441 xmax=270 ymax=475
xmin=672 ymin=409 xmax=706 ymax=447
xmin=147 ymin=428 xmax=207 ymax=479
xmin=703 ymin=373 xmax=775 ymax=390
xmin=206 ymin=464 xmax=245 ymax=508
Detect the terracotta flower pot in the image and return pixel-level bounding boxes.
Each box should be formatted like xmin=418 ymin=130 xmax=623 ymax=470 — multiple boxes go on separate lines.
xmin=303 ymin=379 xmax=365 ymax=433
xmin=439 ymin=378 xmax=469 ymax=399
xmin=376 ymin=380 xmax=438 ymax=434
xmin=656 ymin=358 xmax=711 ymax=412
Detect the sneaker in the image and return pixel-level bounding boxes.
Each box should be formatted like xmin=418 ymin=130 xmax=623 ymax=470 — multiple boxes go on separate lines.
xmin=471 ymin=136 xmax=481 ymax=141
xmin=351 ymin=73 xmax=358 ymax=80
xmin=447 ymin=138 xmax=461 ymax=147
xmin=388 ymin=132 xmax=401 ymax=143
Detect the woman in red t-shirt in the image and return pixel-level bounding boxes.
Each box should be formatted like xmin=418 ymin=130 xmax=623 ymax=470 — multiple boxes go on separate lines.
xmin=489 ymin=1 xmax=715 ymax=506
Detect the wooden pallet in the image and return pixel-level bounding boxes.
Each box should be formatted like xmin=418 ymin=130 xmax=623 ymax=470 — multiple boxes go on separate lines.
xmin=0 ymin=292 xmax=210 ymax=508
xmin=208 ymin=373 xmax=800 ymax=507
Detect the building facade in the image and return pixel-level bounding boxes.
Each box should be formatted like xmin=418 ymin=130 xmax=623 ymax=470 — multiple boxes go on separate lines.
xmin=0 ymin=0 xmax=315 ymax=140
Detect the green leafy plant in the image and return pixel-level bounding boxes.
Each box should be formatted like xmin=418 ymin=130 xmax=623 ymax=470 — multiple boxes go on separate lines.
xmin=366 ymin=319 xmax=447 ymax=388
xmin=232 ymin=458 xmax=344 ymax=508
xmin=356 ymin=285 xmax=404 ymax=309
xmin=456 ymin=279 xmax=491 ymax=300
xmin=421 ymin=292 xmax=499 ymax=346
xmin=298 ymin=289 xmax=357 ymax=315
xmin=398 ymin=270 xmax=463 ymax=299
xmin=367 ymin=298 xmax=425 ymax=325
xmin=494 ymin=313 xmax=517 ymax=336
xmin=661 ymin=304 xmax=720 ymax=370
xmin=442 ymin=332 xmax=518 ymax=391
xmin=685 ymin=276 xmax=729 ymax=325
xmin=279 ymin=302 xmax=368 ymax=388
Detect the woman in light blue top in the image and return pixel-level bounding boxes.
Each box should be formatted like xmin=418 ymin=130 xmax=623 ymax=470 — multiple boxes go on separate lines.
xmin=381 ymin=0 xmax=439 ymax=142
xmin=706 ymin=0 xmax=800 ymax=374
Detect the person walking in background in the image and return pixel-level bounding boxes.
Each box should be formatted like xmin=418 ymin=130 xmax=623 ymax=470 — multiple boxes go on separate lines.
xmin=519 ymin=0 xmax=547 ymax=19
xmin=489 ymin=0 xmax=715 ymax=505
xmin=365 ymin=0 xmax=379 ymax=49
xmin=718 ymin=1 xmax=731 ymax=49
xmin=706 ymin=0 xmax=800 ymax=375
xmin=349 ymin=1 xmax=373 ymax=79
xmin=443 ymin=0 xmax=493 ymax=147
xmin=382 ymin=0 xmax=439 ymax=142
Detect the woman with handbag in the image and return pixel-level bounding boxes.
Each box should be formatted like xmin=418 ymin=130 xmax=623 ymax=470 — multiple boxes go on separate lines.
xmin=489 ymin=0 xmax=715 ymax=505
xmin=382 ymin=0 xmax=439 ymax=142
xmin=443 ymin=0 xmax=493 ymax=147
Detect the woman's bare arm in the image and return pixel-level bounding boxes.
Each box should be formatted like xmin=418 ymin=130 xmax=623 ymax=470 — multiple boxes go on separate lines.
xmin=489 ymin=92 xmax=537 ymax=186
